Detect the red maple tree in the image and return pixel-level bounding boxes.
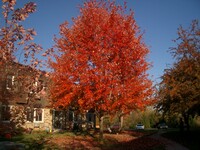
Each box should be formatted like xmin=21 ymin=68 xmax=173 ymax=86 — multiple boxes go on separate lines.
xmin=49 ymin=0 xmax=153 ymax=139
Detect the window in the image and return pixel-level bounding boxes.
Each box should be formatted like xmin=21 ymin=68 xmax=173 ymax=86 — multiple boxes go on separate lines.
xmin=26 ymin=108 xmax=44 ymax=123
xmin=1 ymin=105 xmax=11 ymax=122
xmin=26 ymin=108 xmax=34 ymax=122
xmin=33 ymin=80 xmax=38 ymax=87
xmin=86 ymin=113 xmax=94 ymax=122
xmin=6 ymin=75 xmax=14 ymax=90
xmin=68 ymin=110 xmax=74 ymax=121
xmin=33 ymin=108 xmax=44 ymax=123
xmin=32 ymin=80 xmax=45 ymax=93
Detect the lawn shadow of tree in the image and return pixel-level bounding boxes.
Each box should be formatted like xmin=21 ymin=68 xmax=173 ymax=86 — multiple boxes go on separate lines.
xmin=60 ymin=130 xmax=165 ymax=150
xmin=11 ymin=132 xmax=52 ymax=150
xmin=104 ymin=136 xmax=165 ymax=150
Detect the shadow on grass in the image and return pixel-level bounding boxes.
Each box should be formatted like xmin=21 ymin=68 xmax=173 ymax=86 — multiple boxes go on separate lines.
xmin=0 ymin=130 xmax=165 ymax=150
xmin=162 ymin=129 xmax=200 ymax=150
xmin=14 ymin=131 xmax=98 ymax=149
xmin=102 ymin=136 xmax=165 ymax=150
xmin=0 ymin=131 xmax=54 ymax=149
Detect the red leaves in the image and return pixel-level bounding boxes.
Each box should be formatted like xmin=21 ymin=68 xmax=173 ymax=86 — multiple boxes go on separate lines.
xmin=50 ymin=0 xmax=153 ymax=113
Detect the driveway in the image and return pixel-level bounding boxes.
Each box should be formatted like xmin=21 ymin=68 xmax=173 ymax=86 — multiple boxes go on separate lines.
xmin=150 ymin=130 xmax=189 ymax=150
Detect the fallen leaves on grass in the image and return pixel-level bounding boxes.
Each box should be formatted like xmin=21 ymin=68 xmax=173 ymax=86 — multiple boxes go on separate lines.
xmin=47 ymin=131 xmax=164 ymax=150
xmin=110 ymin=136 xmax=164 ymax=150
xmin=48 ymin=135 xmax=100 ymax=150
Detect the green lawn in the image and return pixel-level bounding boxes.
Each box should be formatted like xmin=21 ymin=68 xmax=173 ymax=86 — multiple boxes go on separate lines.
xmin=0 ymin=129 xmax=166 ymax=150
xmin=0 ymin=131 xmax=74 ymax=149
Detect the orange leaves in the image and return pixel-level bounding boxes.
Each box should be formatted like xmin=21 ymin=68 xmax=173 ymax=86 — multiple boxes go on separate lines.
xmin=50 ymin=0 xmax=153 ymax=113
xmin=157 ymin=20 xmax=200 ymax=119
xmin=12 ymin=2 xmax=36 ymax=21
xmin=0 ymin=0 xmax=42 ymax=69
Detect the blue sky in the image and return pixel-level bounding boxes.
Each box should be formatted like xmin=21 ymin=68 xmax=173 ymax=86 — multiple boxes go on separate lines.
xmin=2 ymin=0 xmax=200 ymax=84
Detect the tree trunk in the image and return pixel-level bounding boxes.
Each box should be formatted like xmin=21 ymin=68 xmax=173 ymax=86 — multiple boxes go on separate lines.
xmin=179 ymin=117 xmax=184 ymax=133
xmin=120 ymin=115 xmax=123 ymax=131
xmin=183 ymin=114 xmax=190 ymax=132
xmin=99 ymin=115 xmax=104 ymax=141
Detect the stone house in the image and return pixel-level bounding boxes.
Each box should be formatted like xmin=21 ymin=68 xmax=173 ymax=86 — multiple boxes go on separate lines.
xmin=0 ymin=61 xmax=96 ymax=132
xmin=0 ymin=61 xmax=52 ymax=131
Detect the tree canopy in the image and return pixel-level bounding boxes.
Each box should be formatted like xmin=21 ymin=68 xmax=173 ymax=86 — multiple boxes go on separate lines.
xmin=157 ymin=20 xmax=200 ymax=130
xmin=0 ymin=0 xmax=42 ymax=67
xmin=50 ymin=0 xmax=153 ymax=114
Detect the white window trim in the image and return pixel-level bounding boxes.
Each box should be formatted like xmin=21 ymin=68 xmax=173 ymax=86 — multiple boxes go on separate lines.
xmin=33 ymin=108 xmax=44 ymax=123
xmin=6 ymin=75 xmax=15 ymax=90
xmin=34 ymin=81 xmax=38 ymax=87
xmin=12 ymin=76 xmax=15 ymax=86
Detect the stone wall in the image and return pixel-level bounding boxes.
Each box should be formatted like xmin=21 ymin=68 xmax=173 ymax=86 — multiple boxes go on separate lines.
xmin=42 ymin=108 xmax=53 ymax=131
xmin=23 ymin=108 xmax=53 ymax=131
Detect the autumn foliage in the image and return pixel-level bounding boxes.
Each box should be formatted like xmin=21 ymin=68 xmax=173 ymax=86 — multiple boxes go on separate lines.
xmin=157 ymin=20 xmax=200 ymax=130
xmin=0 ymin=0 xmax=46 ymax=130
xmin=0 ymin=0 xmax=42 ymax=67
xmin=50 ymin=0 xmax=153 ymax=116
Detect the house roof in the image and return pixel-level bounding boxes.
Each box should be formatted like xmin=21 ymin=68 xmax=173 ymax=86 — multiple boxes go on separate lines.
xmin=0 ymin=61 xmax=50 ymax=108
